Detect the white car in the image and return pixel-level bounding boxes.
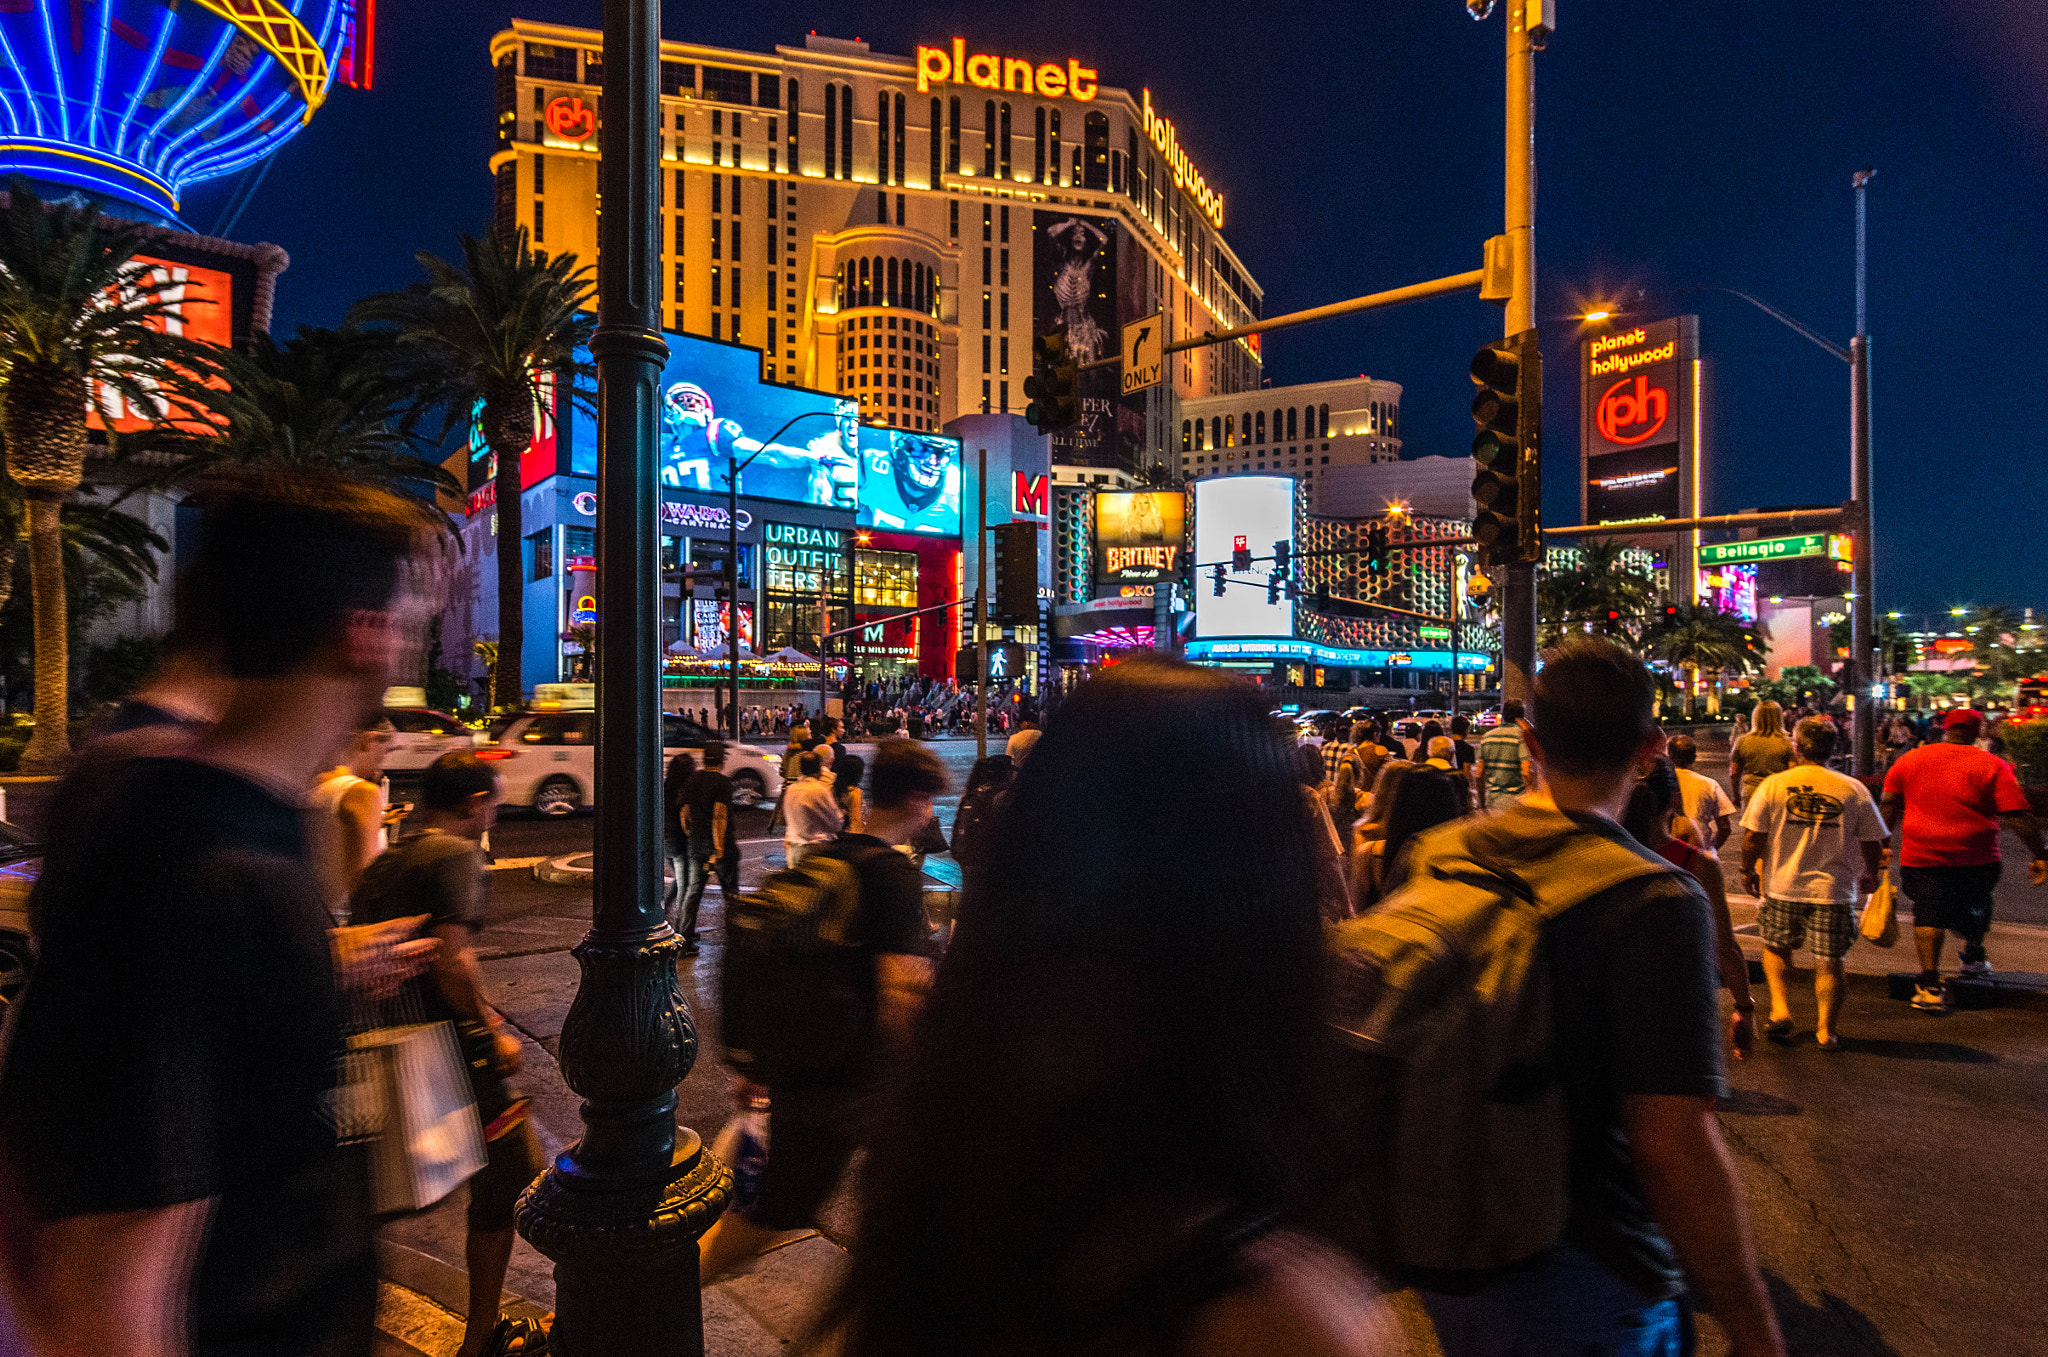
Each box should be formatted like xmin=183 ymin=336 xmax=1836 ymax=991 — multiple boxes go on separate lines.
xmin=477 ymin=709 xmax=785 ymax=815
xmin=382 ymin=707 xmax=477 ymax=774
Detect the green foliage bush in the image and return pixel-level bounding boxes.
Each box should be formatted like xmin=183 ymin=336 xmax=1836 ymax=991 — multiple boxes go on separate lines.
xmin=2003 ymin=721 xmax=2048 ymax=788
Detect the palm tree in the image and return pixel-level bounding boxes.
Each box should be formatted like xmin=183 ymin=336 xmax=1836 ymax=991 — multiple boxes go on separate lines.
xmin=352 ymin=229 xmax=593 ymax=711
xmin=0 ymin=177 xmax=225 ymax=770
xmin=1644 ymin=601 xmax=1769 ymax=719
xmin=131 ymin=325 xmax=461 ymax=499
xmin=1537 ymin=538 xmax=1659 ymax=647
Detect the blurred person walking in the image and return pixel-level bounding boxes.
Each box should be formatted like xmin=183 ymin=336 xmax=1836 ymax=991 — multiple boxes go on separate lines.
xmin=0 ymin=470 xmax=438 ymax=1357
xmin=309 ymin=721 xmax=404 ymax=919
xmin=815 ymin=659 xmax=1398 ymax=1357
xmin=348 ymin=752 xmax=542 ymax=1357
xmin=1881 ymin=708 xmax=2047 ymax=1008
xmin=677 ymin=743 xmax=741 ymax=954
xmin=1740 ymin=717 xmax=1887 ymax=1047
xmin=1729 ymin=701 xmax=1793 ymax=811
xmin=1668 ymin=734 xmax=1735 ymax=850
xmin=1477 ymin=700 xmax=1529 ymax=809
xmin=781 ymin=751 xmax=844 ymax=869
xmin=702 ymin=740 xmax=950 ymax=1283
xmin=1353 ymin=765 xmax=1464 ymax=911
xmin=1328 ymin=638 xmax=1784 ymax=1357
xmin=1624 ymin=759 xmax=1756 ymax=1059
xmin=832 ymin=753 xmax=867 ymax=835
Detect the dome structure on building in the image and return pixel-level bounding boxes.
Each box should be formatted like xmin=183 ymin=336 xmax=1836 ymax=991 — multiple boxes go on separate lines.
xmin=0 ymin=0 xmax=373 ymax=223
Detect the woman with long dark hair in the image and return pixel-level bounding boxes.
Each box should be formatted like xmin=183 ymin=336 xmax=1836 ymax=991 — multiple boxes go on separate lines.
xmin=1353 ymin=766 xmax=1465 ymax=909
xmin=818 ymin=657 xmax=1393 ymax=1357
xmin=661 ymin=748 xmax=697 ymax=928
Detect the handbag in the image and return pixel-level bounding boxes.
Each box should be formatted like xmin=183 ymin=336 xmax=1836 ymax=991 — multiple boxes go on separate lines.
xmin=337 ymin=981 xmax=487 ymax=1214
xmin=1859 ymin=869 xmax=1900 ymax=948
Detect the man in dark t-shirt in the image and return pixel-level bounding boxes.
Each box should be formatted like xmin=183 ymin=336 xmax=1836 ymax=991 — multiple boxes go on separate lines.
xmin=697 ymin=739 xmax=948 ymax=1284
xmin=0 ymin=470 xmax=438 ymax=1357
xmin=676 ymin=741 xmax=739 ymax=950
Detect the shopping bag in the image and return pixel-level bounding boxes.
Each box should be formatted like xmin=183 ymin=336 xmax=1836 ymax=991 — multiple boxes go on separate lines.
xmin=709 ymin=1105 xmax=770 ymax=1216
xmin=345 ymin=1021 xmax=487 ymax=1213
xmin=1859 ymin=871 xmax=1900 ymax=948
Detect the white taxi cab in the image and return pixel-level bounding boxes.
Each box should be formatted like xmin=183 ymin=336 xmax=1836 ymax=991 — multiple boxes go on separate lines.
xmin=478 ymin=693 xmax=784 ymax=815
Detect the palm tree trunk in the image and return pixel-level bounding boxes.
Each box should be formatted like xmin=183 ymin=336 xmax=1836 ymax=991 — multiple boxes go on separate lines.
xmin=21 ymin=494 xmax=69 ymax=772
xmin=491 ymin=436 xmax=525 ymax=711
xmin=1683 ymin=663 xmax=1698 ymax=721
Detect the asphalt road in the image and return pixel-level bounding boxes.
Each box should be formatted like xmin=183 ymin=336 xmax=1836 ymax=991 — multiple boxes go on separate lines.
xmin=404 ymin=731 xmax=2048 ymax=1354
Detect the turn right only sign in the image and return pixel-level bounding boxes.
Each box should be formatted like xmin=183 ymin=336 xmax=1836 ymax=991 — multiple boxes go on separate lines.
xmin=1121 ymin=311 xmax=1162 ymax=395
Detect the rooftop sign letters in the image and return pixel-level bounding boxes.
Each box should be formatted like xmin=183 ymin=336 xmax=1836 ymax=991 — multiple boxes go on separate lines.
xmin=1142 ymin=90 xmax=1224 ymax=228
xmin=916 ymin=39 xmax=1097 ymax=101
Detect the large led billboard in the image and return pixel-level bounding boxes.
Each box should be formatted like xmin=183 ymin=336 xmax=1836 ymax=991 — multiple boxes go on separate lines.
xmin=1095 ymin=491 xmax=1186 ymax=586
xmin=1194 ymin=477 xmax=1293 ymax=639
xmin=1580 ymin=316 xmax=1695 ymax=527
xmin=567 ymin=331 xmax=962 ymax=536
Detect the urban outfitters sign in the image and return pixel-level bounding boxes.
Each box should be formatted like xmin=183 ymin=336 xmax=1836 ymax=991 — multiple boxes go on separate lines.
xmin=763 ymin=522 xmax=848 ymax=594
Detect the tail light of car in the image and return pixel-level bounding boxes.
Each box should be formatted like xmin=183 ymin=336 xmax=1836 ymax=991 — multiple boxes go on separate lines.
xmin=475 ymin=749 xmax=516 ymax=761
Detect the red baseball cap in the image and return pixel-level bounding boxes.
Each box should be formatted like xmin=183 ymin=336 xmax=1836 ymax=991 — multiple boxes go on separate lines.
xmin=1944 ymin=709 xmax=1984 ymax=732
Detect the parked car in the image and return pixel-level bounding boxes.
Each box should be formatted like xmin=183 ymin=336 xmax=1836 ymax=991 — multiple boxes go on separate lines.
xmin=477 ymin=708 xmax=784 ymax=815
xmin=0 ymin=820 xmax=40 ymax=1009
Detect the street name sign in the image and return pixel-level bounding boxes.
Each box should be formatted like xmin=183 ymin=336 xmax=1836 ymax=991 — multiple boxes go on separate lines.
xmin=1699 ymin=534 xmax=1826 ymax=566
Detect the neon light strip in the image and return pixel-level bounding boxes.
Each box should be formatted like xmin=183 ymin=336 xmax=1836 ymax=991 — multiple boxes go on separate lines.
xmin=87 ymin=3 xmax=112 ymax=151
xmin=0 ymin=15 xmax=48 ymax=136
xmin=33 ymin=0 xmax=67 ymax=142
xmin=0 ymin=139 xmax=177 ymax=202
xmin=186 ymin=0 xmax=329 ymax=116
xmin=1691 ymin=357 xmax=1702 ymax=603
xmin=141 ymin=21 xmax=241 ymax=166
xmin=172 ymin=88 xmax=301 ymax=181
xmin=115 ymin=4 xmax=181 ymax=158
xmin=0 ymin=70 xmax=23 ymax=138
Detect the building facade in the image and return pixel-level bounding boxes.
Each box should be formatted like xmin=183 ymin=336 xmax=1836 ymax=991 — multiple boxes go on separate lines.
xmin=1179 ymin=376 xmax=1402 ymax=514
xmin=488 ymin=24 xmax=1264 ymax=482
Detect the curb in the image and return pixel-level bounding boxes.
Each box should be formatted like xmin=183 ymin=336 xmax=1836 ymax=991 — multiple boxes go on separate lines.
xmin=534 ymin=852 xmax=593 ymax=886
xmin=374 ymin=1240 xmax=549 ymax=1357
xmin=1737 ymin=951 xmax=2048 ymax=1014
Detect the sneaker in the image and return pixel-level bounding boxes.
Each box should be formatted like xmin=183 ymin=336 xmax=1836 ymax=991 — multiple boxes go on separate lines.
xmin=1911 ymin=983 xmax=1950 ymax=1013
xmin=1959 ymin=958 xmax=1992 ymax=978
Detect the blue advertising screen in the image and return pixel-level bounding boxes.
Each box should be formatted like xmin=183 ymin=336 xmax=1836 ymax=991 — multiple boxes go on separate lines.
xmin=567 ymin=331 xmax=961 ymax=537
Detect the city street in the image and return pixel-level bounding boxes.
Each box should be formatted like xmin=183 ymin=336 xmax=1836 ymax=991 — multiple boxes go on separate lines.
xmin=372 ymin=733 xmax=2048 ymax=1357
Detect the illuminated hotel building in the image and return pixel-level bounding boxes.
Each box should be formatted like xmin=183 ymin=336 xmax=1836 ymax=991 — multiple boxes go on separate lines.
xmin=487 ymin=23 xmax=1263 ymax=480
xmin=1181 ymin=376 xmax=1402 ymax=514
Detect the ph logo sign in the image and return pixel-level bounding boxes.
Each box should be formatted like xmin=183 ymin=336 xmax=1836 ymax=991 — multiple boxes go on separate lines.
xmin=1595 ymin=375 xmax=1669 ymax=445
xmin=546 ymin=96 xmax=596 ymax=141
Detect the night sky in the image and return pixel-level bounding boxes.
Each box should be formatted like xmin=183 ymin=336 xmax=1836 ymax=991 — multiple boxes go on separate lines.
xmin=182 ymin=0 xmax=2048 ymax=618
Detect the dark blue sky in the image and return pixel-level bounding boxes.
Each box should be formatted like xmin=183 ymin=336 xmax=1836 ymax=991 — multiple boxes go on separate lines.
xmin=183 ymin=0 xmax=2048 ymax=617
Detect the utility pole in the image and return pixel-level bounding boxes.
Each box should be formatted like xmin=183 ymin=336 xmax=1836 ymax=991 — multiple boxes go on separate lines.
xmin=1850 ymin=168 xmax=1877 ymax=777
xmin=1448 ymin=543 xmax=1460 ymax=722
xmin=1498 ymin=0 xmax=1541 ymax=706
xmin=975 ymin=447 xmax=989 ymax=761
xmin=514 ymin=0 xmax=728 ymax=1351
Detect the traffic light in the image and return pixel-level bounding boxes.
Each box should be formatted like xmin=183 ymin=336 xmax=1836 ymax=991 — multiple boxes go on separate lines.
xmin=1272 ymin=540 xmax=1291 ymax=574
xmin=1662 ymin=604 xmax=1680 ymax=620
xmin=1267 ymin=575 xmax=1282 ymax=605
xmin=1365 ymin=522 xmax=1389 ymax=574
xmin=1470 ymin=328 xmax=1542 ymax=567
xmin=1022 ymin=327 xmax=1079 ymax=434
xmin=1212 ymin=564 xmax=1227 ymax=597
xmin=1315 ymin=583 xmax=1332 ymax=611
xmin=990 ymin=521 xmax=1039 ymax=619
xmin=1231 ymin=534 xmax=1253 ymax=573
xmin=1891 ymin=640 xmax=1912 ymax=672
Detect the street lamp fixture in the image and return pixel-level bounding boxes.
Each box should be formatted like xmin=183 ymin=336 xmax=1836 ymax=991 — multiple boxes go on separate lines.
xmin=1581 ymin=309 xmax=1611 ymax=321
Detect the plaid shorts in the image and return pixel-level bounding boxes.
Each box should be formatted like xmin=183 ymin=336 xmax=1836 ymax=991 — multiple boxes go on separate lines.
xmin=1759 ymin=897 xmax=1857 ymax=960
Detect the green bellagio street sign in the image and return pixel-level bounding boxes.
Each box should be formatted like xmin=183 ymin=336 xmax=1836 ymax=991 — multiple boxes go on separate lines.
xmin=1699 ymin=534 xmax=1826 ymax=566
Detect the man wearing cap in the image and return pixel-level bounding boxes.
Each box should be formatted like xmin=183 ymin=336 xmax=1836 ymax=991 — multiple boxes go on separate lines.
xmin=1881 ymin=709 xmax=2048 ymax=1012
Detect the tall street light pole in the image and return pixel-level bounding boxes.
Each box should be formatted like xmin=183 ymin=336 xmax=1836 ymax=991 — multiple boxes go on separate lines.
xmin=1850 ymin=168 xmax=1877 ymax=777
xmin=514 ymin=1 xmax=730 ymax=1352
xmin=1498 ymin=1 xmax=1539 ymax=707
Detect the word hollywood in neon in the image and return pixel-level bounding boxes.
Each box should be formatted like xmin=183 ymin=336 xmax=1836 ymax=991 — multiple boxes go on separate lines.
xmin=1142 ymin=90 xmax=1224 ymax=228
xmin=916 ymin=40 xmax=1098 ymax=101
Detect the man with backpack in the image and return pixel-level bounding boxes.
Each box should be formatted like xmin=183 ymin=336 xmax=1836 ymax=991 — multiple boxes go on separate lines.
xmin=699 ymin=739 xmax=950 ymax=1284
xmin=1325 ymin=637 xmax=1784 ymax=1357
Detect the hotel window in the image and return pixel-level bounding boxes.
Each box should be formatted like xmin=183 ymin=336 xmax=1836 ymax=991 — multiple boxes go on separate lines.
xmin=712 ymin=314 xmax=722 ymax=340
xmin=529 ymin=530 xmax=553 ymax=581
xmin=981 ymin=247 xmax=991 ymax=287
xmin=1224 ymin=415 xmax=1234 ymax=447
xmin=673 ymin=168 xmax=685 ymax=208
xmin=893 ymin=92 xmax=907 ymax=184
xmin=1320 ymin=403 xmax=1331 ymax=437
xmin=854 ymin=549 xmax=919 ymax=609
xmin=982 ymin=202 xmax=992 ymax=241
xmin=1255 ymin=411 xmax=1265 ymax=443
xmin=877 ymin=93 xmax=891 ymax=184
xmin=999 ymin=338 xmax=1009 ymax=374
xmin=711 ymin=175 xmax=721 ymax=213
xmin=824 ymin=84 xmax=839 ymax=178
xmin=1000 ymin=206 xmax=1009 ymax=243
xmin=999 ymin=101 xmax=1012 ymax=180
xmin=711 ymin=267 xmax=721 ymax=307
xmin=838 ymin=84 xmax=853 ymax=180
xmin=710 ymin=219 xmax=721 ymax=259
xmin=1034 ymin=107 xmax=1046 ymax=183
xmin=981 ymin=380 xmax=990 ymax=412
xmin=659 ymin=61 xmax=692 ymax=97
xmin=787 ymin=81 xmax=799 ymax=168
xmin=999 ymin=292 xmax=1009 ymax=329
xmin=947 ymin=96 xmax=961 ymax=172
xmin=929 ymin=97 xmax=942 ymax=185
xmin=731 ymin=174 xmax=741 ymax=217
xmin=877 ymin=190 xmax=888 ymax=224
xmin=1048 ymin=109 xmax=1061 ymax=185
xmin=533 ymin=200 xmax=544 ymax=243
xmin=525 ymin=43 xmax=576 ymax=82
xmin=949 ymin=199 xmax=959 ymax=240
xmin=672 ymin=264 xmax=684 ymax=304
xmin=1210 ymin=417 xmax=1220 ymax=449
xmin=672 ymin=212 xmax=687 ymax=256
xmin=1272 ymin=408 xmax=1284 ymax=440
xmin=1181 ymin=420 xmax=1191 ymax=452
xmin=1286 ymin=407 xmax=1297 ymax=440
xmin=982 ymin=292 xmax=991 ymax=327
xmin=1000 ymin=380 xmax=1009 ymax=412
xmin=983 ymin=99 xmax=997 ymax=177
xmin=982 ymin=335 xmax=991 ymax=373
xmin=999 ymin=250 xmax=1009 ymax=288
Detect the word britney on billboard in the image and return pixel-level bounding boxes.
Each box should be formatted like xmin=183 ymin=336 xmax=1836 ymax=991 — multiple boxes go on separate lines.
xmin=1104 ymin=545 xmax=1179 ymax=576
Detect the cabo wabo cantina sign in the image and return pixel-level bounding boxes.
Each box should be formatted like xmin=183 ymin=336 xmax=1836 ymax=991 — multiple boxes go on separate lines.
xmin=1580 ymin=316 xmax=1692 ymax=527
xmin=916 ymin=39 xmax=1223 ymax=227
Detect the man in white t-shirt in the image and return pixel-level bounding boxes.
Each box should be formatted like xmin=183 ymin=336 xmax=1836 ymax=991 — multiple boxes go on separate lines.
xmin=1670 ymin=733 xmax=1736 ymax=849
xmin=1740 ymin=717 xmax=1888 ymax=1049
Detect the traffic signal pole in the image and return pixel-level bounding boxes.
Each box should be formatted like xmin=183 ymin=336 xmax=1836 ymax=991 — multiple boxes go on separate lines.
xmin=1498 ymin=0 xmax=1539 ymax=708
xmin=1849 ymin=169 xmax=1877 ymax=777
xmin=976 ymin=446 xmax=989 ymax=762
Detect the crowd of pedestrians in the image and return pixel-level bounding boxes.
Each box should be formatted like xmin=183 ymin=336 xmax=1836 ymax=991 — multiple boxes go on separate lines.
xmin=3 ymin=465 xmax=2044 ymax=1357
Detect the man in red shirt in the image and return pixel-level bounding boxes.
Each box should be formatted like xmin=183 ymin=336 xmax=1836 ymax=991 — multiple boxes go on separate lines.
xmin=1880 ymin=709 xmax=2047 ymax=1012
